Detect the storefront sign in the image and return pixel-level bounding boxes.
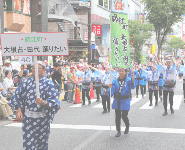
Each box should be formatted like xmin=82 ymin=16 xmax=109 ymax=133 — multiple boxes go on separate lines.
xmin=92 ymin=25 xmax=102 ymax=36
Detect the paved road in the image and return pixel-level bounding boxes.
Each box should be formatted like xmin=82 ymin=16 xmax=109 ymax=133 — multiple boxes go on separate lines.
xmin=1 ymin=81 xmax=185 ymax=150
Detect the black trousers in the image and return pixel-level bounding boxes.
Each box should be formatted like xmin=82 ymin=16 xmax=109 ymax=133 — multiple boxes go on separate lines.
xmin=82 ymin=89 xmax=90 ymax=104
xmin=95 ymin=86 xmax=101 ymax=100
xmin=149 ymin=89 xmax=158 ymax=103
xmin=163 ymin=90 xmax=174 ymax=112
xmin=102 ymin=95 xmax=110 ymax=111
xmin=136 ymin=85 xmax=144 ymax=96
xmin=159 ymin=86 xmax=163 ymax=97
xmin=144 ymin=85 xmax=146 ymax=94
xmin=115 ymin=110 xmax=129 ymax=132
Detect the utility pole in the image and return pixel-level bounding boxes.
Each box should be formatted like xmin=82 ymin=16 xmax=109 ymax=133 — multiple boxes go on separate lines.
xmin=0 ymin=0 xmax=4 ymax=34
xmin=88 ymin=0 xmax=91 ymax=64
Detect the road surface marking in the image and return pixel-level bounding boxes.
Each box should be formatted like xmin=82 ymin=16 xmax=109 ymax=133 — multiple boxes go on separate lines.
xmin=6 ymin=123 xmax=185 ymax=134
xmin=167 ymin=95 xmax=182 ymax=110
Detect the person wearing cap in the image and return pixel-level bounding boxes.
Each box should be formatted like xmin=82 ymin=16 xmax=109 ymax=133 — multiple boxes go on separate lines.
xmin=134 ymin=65 xmax=145 ymax=98
xmin=108 ymin=68 xmax=135 ymax=137
xmin=156 ymin=55 xmax=176 ymax=116
xmin=62 ymin=62 xmax=69 ymax=101
xmin=51 ymin=62 xmax=63 ymax=96
xmin=3 ymin=59 xmax=12 ymax=79
xmin=67 ymin=66 xmax=78 ymax=103
xmin=8 ymin=61 xmax=60 ymax=150
xmin=44 ymin=60 xmax=51 ymax=78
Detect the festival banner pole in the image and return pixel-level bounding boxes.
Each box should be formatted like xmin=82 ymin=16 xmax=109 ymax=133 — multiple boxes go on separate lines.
xmin=109 ymin=0 xmax=112 ymax=136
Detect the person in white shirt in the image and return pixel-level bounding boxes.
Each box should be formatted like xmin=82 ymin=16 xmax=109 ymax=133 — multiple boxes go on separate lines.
xmin=3 ymin=60 xmax=12 ymax=79
xmin=3 ymin=70 xmax=17 ymax=98
xmin=156 ymin=55 xmax=176 ymax=116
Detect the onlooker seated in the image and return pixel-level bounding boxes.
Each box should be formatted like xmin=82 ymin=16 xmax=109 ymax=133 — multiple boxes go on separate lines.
xmin=0 ymin=82 xmax=16 ymax=120
xmin=3 ymin=59 xmax=12 ymax=79
xmin=3 ymin=70 xmax=17 ymax=100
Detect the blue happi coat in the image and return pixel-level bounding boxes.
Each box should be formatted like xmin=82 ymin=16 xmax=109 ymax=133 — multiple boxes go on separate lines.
xmin=158 ymin=73 xmax=163 ymax=87
xmin=108 ymin=77 xmax=135 ymax=110
xmin=134 ymin=69 xmax=144 ymax=85
xmin=8 ymin=75 xmax=60 ymax=150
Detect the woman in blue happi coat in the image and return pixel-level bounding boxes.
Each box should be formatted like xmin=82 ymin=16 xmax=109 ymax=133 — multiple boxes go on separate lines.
xmin=108 ymin=68 xmax=135 ymax=137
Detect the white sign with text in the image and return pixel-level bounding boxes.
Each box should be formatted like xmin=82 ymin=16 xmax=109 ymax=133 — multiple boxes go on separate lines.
xmin=1 ymin=32 xmax=68 ymax=56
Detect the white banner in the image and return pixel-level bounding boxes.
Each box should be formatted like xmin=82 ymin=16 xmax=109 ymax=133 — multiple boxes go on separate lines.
xmin=19 ymin=56 xmax=33 ymax=64
xmin=1 ymin=32 xmax=68 ymax=56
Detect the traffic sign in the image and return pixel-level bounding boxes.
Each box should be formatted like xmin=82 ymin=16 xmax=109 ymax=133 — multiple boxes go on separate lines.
xmin=1 ymin=32 xmax=68 ymax=56
xmin=79 ymin=1 xmax=90 ymax=7
xmin=19 ymin=56 xmax=32 ymax=64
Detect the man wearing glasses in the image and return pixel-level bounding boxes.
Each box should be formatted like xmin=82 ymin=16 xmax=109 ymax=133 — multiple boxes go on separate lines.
xmin=8 ymin=61 xmax=60 ymax=150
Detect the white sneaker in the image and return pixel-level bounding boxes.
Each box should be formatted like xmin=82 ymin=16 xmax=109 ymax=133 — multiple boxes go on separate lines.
xmin=6 ymin=116 xmax=13 ymax=121
xmin=10 ymin=115 xmax=16 ymax=119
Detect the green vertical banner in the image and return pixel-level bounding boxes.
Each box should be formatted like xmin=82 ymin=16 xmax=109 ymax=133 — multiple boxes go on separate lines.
xmin=141 ymin=45 xmax=146 ymax=65
xmin=111 ymin=0 xmax=131 ymax=68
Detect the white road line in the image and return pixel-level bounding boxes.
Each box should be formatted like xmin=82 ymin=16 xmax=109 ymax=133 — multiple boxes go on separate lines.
xmin=130 ymin=95 xmax=144 ymax=106
xmin=139 ymin=101 xmax=155 ymax=109
xmin=167 ymin=95 xmax=183 ymax=110
xmin=5 ymin=123 xmax=185 ymax=134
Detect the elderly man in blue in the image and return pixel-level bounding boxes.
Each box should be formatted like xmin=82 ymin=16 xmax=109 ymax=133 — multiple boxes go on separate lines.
xmin=156 ymin=55 xmax=176 ymax=116
xmin=8 ymin=61 xmax=60 ymax=150
xmin=108 ymin=68 xmax=135 ymax=137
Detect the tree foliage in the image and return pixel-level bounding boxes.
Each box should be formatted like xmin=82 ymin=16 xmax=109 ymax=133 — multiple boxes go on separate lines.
xmin=167 ymin=37 xmax=185 ymax=56
xmin=142 ymin=0 xmax=185 ymax=58
xmin=128 ymin=20 xmax=153 ymax=62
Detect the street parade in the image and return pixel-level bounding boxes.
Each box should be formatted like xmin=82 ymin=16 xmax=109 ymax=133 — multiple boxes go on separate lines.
xmin=1 ymin=0 xmax=185 ymax=149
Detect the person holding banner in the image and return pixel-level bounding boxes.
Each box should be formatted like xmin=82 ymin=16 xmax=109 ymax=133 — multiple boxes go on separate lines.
xmin=156 ymin=55 xmax=176 ymax=116
xmin=8 ymin=61 xmax=60 ymax=150
xmin=108 ymin=68 xmax=135 ymax=137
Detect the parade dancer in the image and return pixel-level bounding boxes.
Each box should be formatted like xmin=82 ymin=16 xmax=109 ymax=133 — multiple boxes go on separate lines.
xmin=101 ymin=65 xmax=113 ymax=114
xmin=157 ymin=55 xmax=176 ymax=116
xmin=8 ymin=61 xmax=60 ymax=150
xmin=141 ymin=65 xmax=160 ymax=106
xmin=91 ymin=65 xmax=103 ymax=102
xmin=80 ymin=65 xmax=92 ymax=105
xmin=108 ymin=68 xmax=135 ymax=137
xmin=134 ymin=65 xmax=145 ymax=98
xmin=177 ymin=64 xmax=185 ymax=102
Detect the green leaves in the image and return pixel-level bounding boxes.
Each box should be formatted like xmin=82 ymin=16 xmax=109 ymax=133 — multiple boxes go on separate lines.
xmin=128 ymin=20 xmax=154 ymax=61
xmin=142 ymin=0 xmax=185 ymax=57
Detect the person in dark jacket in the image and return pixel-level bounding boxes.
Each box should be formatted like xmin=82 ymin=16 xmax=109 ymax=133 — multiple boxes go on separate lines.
xmin=51 ymin=62 xmax=62 ymax=96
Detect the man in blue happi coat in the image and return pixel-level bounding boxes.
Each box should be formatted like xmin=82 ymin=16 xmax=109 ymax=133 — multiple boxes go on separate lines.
xmin=108 ymin=68 xmax=135 ymax=137
xmin=134 ymin=65 xmax=145 ymax=98
xmin=8 ymin=61 xmax=60 ymax=150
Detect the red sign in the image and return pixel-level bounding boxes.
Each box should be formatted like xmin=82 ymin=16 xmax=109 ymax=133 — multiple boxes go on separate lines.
xmin=115 ymin=2 xmax=122 ymax=10
xmin=92 ymin=25 xmax=101 ymax=36
xmin=85 ymin=31 xmax=88 ymax=40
